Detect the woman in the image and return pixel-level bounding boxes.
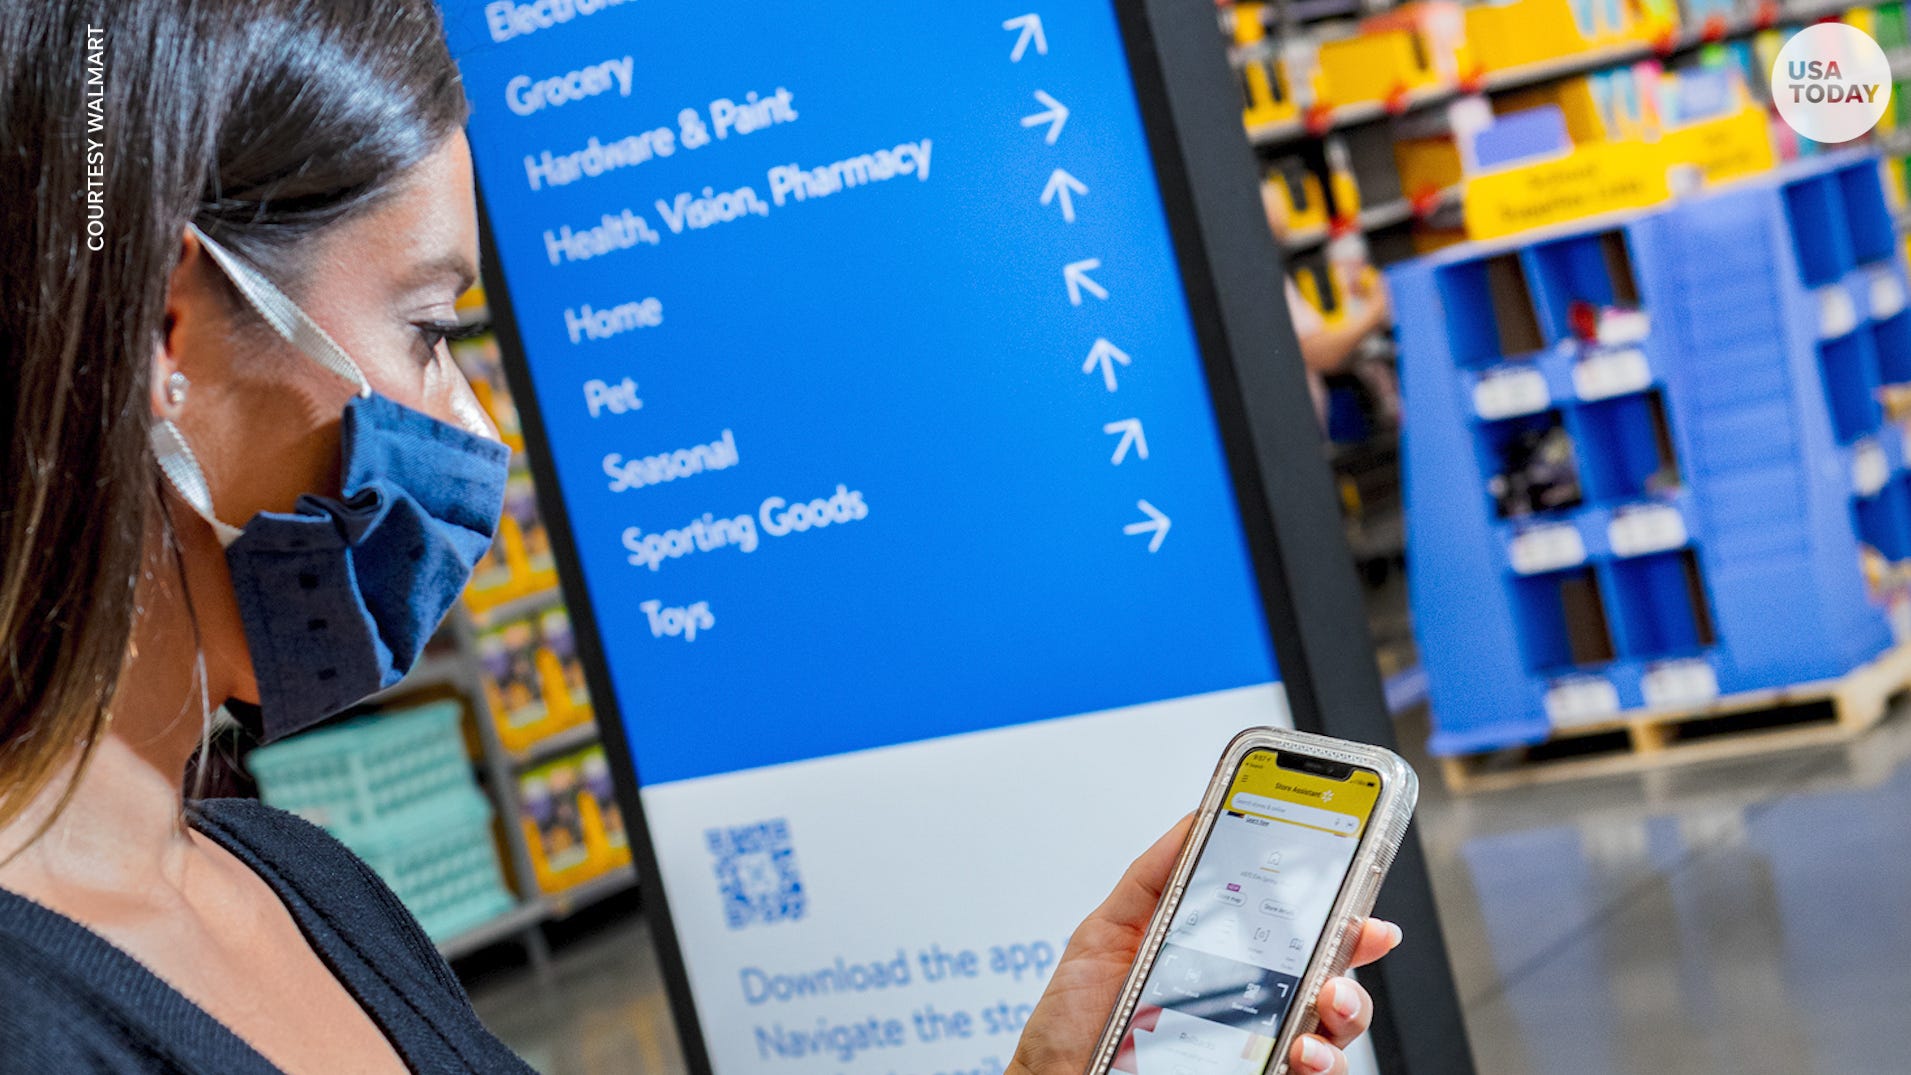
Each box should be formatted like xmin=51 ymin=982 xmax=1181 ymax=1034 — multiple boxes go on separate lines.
xmin=0 ymin=2 xmax=1399 ymax=1072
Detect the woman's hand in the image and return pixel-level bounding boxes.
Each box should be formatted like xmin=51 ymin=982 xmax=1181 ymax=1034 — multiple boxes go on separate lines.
xmin=1008 ymin=816 xmax=1402 ymax=1075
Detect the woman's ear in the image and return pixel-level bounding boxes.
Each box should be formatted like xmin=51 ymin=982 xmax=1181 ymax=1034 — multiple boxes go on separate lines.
xmin=151 ymin=228 xmax=210 ymax=421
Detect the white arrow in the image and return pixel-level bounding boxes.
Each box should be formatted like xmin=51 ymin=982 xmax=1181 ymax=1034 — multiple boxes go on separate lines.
xmin=1064 ymin=258 xmax=1106 ymax=306
xmin=1021 ymin=90 xmax=1070 ymax=145
xmin=1041 ymin=168 xmax=1089 ymax=223
xmin=1124 ymin=500 xmax=1171 ymax=552
xmin=1003 ymin=13 xmax=1047 ymax=62
xmin=1082 ymin=337 xmax=1130 ymax=391
xmin=1103 ymin=418 xmax=1149 ymax=464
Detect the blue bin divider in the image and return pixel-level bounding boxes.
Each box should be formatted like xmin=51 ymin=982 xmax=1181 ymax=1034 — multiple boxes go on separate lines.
xmin=1782 ymin=173 xmax=1855 ymax=287
xmin=1568 ymin=390 xmax=1679 ymax=505
xmin=1874 ymin=309 xmax=1911 ymax=384
xmin=1817 ymin=330 xmax=1883 ymax=445
xmin=1839 ymin=163 xmax=1897 ymax=265
xmin=1855 ymin=474 xmax=1911 ymax=561
xmin=1395 ymin=154 xmax=1899 ymax=757
xmin=1437 ymin=251 xmax=1550 ymax=368
xmin=1506 ymin=565 xmax=1616 ymax=674
xmin=1525 ymin=227 xmax=1643 ymax=342
xmin=1602 ymin=549 xmax=1716 ymax=662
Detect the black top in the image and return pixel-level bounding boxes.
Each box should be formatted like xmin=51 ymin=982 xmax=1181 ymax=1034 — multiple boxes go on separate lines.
xmin=0 ymin=798 xmax=535 ymax=1073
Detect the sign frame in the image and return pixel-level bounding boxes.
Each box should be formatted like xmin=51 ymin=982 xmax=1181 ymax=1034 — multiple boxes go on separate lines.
xmin=468 ymin=1 xmax=1475 ymax=1070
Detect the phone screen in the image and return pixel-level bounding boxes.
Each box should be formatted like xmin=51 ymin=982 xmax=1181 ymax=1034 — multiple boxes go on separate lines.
xmin=1111 ymin=749 xmax=1381 ymax=1074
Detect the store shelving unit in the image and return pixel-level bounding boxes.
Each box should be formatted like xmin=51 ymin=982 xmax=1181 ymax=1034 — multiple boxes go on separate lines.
xmin=360 ymin=607 xmax=639 ymax=973
xmin=1242 ymin=0 xmax=1863 ymax=149
xmin=1391 ymin=154 xmax=1908 ymax=757
xmin=1236 ymin=0 xmax=1899 ymax=265
xmin=1281 ymin=186 xmax=1457 ymax=252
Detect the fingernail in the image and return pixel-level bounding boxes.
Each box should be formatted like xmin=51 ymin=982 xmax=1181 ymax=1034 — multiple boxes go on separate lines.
xmin=1332 ymin=979 xmax=1361 ymax=1019
xmin=1387 ymin=922 xmax=1404 ymax=948
xmin=1300 ymin=1036 xmax=1333 ymax=1073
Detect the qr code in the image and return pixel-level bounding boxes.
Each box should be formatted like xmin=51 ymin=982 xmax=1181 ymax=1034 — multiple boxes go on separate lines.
xmin=706 ymin=818 xmax=806 ymax=930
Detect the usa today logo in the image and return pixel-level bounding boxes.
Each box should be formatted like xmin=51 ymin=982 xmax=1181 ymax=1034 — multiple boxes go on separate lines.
xmin=1772 ymin=24 xmax=1892 ymax=143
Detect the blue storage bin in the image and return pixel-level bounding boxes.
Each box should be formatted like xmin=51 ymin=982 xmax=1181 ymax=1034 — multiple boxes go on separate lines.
xmin=1394 ymin=154 xmax=1901 ymax=758
xmin=247 ymin=701 xmax=472 ymax=830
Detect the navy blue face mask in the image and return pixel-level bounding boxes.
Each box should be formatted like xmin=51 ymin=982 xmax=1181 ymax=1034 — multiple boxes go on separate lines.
xmin=150 ymin=225 xmax=510 ymax=743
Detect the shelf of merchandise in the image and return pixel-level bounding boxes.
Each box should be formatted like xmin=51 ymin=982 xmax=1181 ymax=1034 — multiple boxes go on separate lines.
xmin=1282 ymin=185 xmax=1460 ymax=252
xmin=466 ymin=584 xmax=565 ymax=631
xmin=1390 ymin=153 xmax=1908 ymax=758
xmin=510 ymin=720 xmax=602 ymax=770
xmin=373 ymin=579 xmax=639 ymax=971
xmin=1243 ymin=0 xmax=1865 ymax=149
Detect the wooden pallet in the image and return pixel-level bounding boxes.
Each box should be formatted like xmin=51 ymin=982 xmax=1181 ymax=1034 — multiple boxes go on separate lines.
xmin=1439 ymin=641 xmax=1911 ymax=793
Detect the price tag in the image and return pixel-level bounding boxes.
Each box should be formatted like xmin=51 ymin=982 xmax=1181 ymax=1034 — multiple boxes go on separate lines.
xmin=1594 ymin=309 xmax=1650 ymax=346
xmin=1641 ymin=659 xmax=1719 ymax=710
xmin=1545 ymin=677 xmax=1621 ymax=727
xmin=1573 ymin=348 xmax=1652 ymax=401
xmin=1854 ymin=439 xmax=1889 ymax=498
xmin=1870 ymin=269 xmax=1907 ymax=321
xmin=1509 ymin=523 xmax=1587 ymax=575
xmin=1473 ymin=366 xmax=1550 ymax=420
xmin=1609 ymin=504 xmax=1688 ymax=557
xmin=1820 ymin=285 xmax=1859 ymax=340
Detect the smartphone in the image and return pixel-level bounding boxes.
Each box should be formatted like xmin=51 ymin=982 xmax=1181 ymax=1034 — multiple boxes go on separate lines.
xmin=1088 ymin=727 xmax=1418 ymax=1075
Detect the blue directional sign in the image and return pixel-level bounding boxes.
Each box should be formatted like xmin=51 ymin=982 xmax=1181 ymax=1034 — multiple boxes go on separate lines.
xmin=447 ymin=2 xmax=1278 ymax=784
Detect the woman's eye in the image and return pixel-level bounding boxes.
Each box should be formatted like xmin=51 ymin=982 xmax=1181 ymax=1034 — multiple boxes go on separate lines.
xmin=412 ymin=319 xmax=487 ymax=362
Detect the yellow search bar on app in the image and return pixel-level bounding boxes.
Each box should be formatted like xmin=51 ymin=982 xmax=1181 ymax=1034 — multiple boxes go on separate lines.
xmin=1230 ymin=792 xmax=1359 ymax=835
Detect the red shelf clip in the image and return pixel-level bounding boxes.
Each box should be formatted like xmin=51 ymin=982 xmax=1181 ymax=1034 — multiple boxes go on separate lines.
xmin=1409 ymin=186 xmax=1447 ymax=219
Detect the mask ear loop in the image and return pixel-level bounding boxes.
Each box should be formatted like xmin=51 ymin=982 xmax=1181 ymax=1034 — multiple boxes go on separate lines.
xmin=185 ymin=223 xmax=372 ymax=399
xmin=151 ymin=418 xmax=243 ymax=546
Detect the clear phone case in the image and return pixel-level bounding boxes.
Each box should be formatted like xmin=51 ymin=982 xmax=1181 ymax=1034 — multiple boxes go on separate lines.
xmin=1086 ymin=726 xmax=1419 ymax=1075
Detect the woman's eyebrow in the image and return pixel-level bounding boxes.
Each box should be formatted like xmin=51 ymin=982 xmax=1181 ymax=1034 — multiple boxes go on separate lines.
xmin=404 ymin=252 xmax=478 ymax=296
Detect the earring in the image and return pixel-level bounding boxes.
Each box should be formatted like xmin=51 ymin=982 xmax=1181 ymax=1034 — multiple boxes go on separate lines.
xmin=165 ymin=371 xmax=190 ymax=408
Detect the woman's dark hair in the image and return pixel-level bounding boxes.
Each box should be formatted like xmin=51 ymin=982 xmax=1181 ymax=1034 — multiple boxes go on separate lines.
xmin=0 ymin=0 xmax=468 ymax=831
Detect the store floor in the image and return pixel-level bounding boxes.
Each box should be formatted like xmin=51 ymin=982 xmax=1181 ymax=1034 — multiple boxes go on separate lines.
xmin=464 ymin=697 xmax=1911 ymax=1074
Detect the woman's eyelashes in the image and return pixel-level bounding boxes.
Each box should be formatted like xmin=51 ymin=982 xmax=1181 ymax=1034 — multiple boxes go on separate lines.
xmin=410 ymin=318 xmax=488 ymax=364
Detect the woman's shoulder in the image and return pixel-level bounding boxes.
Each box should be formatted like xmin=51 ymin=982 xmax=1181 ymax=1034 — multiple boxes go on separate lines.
xmin=188 ymin=797 xmax=468 ymax=995
xmin=190 ymin=795 xmax=353 ymax=856
xmin=190 ymin=797 xmax=397 ymax=899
